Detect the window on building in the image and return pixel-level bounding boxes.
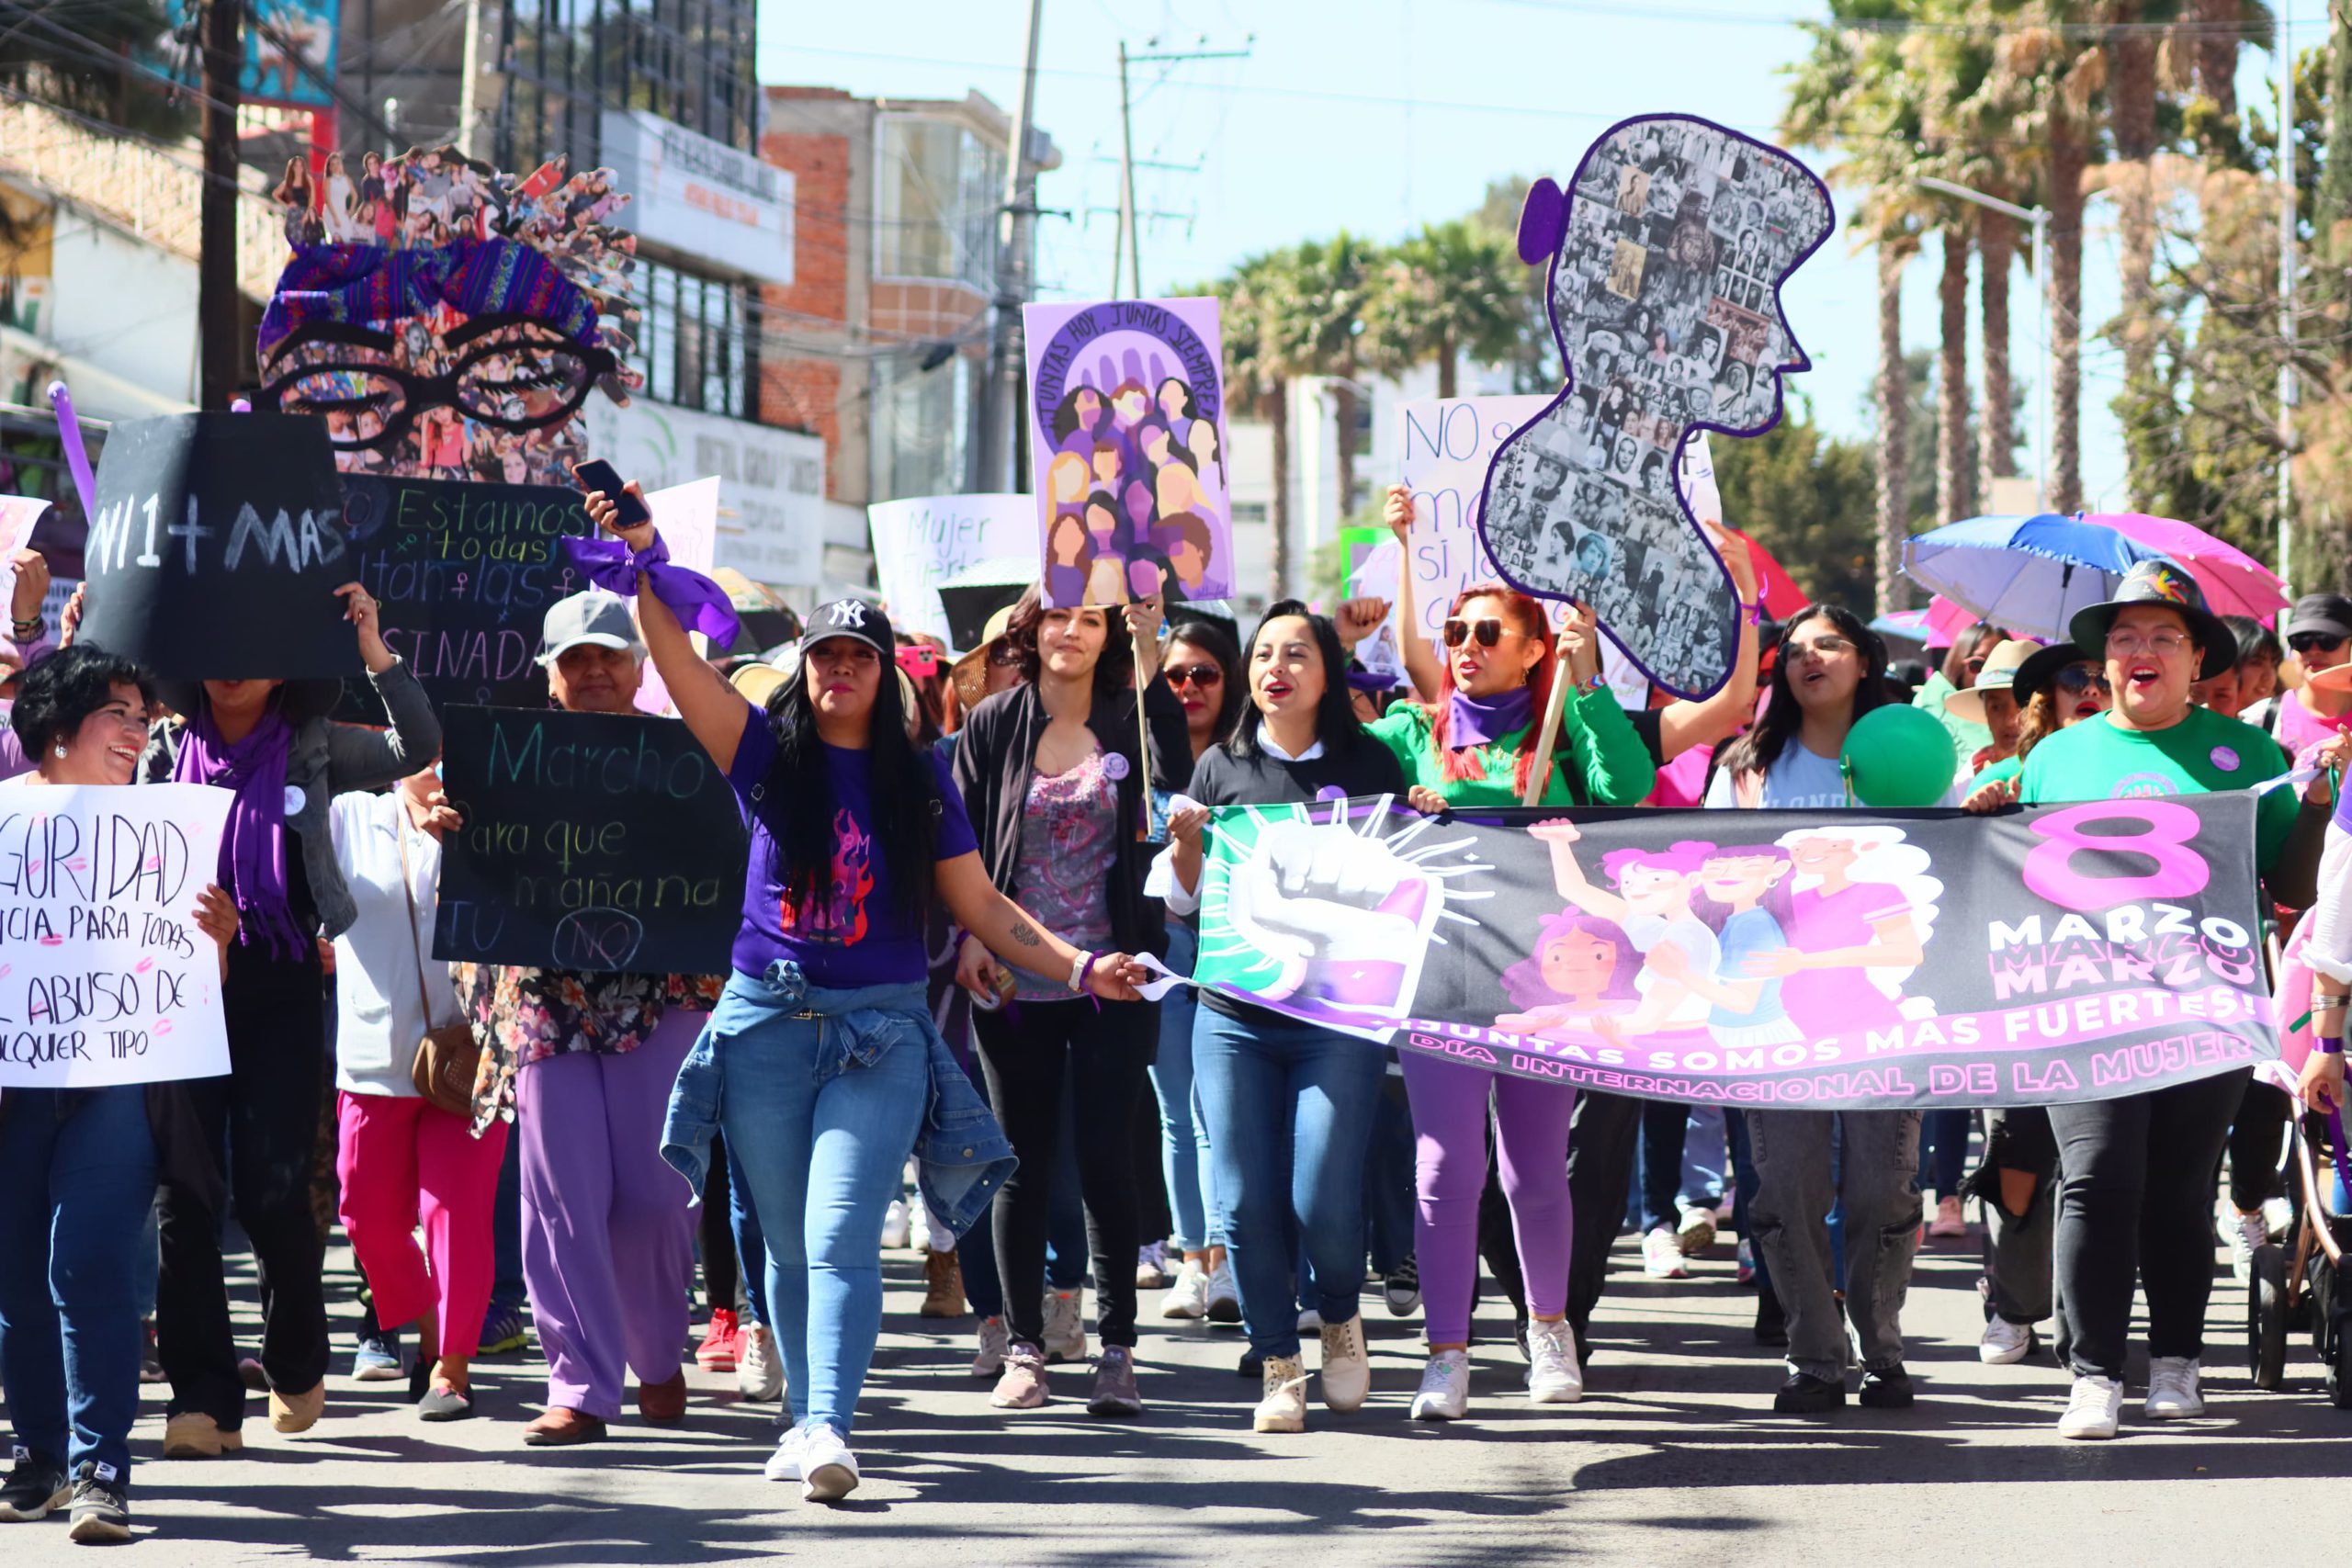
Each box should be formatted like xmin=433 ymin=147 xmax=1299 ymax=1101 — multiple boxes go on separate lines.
xmin=498 ymin=0 xmax=757 ymax=173
xmin=873 ymin=116 xmax=1001 ymax=292
xmin=626 ymin=257 xmax=756 ymax=419
xmin=871 ymin=353 xmax=972 ymax=501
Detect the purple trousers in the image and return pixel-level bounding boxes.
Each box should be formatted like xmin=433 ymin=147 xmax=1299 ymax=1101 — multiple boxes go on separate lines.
xmin=1400 ymin=1054 xmax=1576 ymax=1347
xmin=515 ymin=1010 xmax=699 ymax=1417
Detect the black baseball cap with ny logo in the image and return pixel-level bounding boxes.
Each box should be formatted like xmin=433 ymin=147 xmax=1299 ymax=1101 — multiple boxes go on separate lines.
xmin=799 ymin=596 xmax=896 ymax=661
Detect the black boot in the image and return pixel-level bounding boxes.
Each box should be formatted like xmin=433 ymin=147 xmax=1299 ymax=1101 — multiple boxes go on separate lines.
xmin=1859 ymin=1365 xmax=1915 ymax=1409
xmin=1773 ymin=1371 xmax=1845 ymax=1414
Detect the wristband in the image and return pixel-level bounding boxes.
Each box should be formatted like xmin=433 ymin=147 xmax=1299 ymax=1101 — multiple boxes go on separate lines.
xmin=1068 ymin=950 xmax=1092 ymax=993
xmin=1741 ymin=601 xmax=1762 ymax=626
xmin=2324 ymin=1035 xmax=2344 ymax=1056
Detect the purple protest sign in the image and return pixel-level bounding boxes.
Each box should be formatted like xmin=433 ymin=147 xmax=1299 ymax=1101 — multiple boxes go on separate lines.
xmin=1022 ymin=296 xmax=1231 ymax=609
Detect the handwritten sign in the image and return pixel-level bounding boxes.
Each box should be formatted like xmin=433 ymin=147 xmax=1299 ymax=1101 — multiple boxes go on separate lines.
xmin=869 ymin=493 xmax=1037 ymax=650
xmin=335 ymin=472 xmax=594 ymax=720
xmin=0 ymin=784 xmax=232 ymax=1088
xmin=1396 ymin=395 xmax=1562 ymax=646
xmin=432 ymin=705 xmax=746 ymax=974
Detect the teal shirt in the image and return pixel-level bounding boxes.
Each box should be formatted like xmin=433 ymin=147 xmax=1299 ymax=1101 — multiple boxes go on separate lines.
xmin=1367 ymin=688 xmax=1657 ymax=808
xmin=2018 ymin=705 xmax=2296 ymax=874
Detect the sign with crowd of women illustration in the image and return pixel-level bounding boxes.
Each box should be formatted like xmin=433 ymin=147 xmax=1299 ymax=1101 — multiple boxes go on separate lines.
xmin=1189 ymin=795 xmax=2277 ymax=1109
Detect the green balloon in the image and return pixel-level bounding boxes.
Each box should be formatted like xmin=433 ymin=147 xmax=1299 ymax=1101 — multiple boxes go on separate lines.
xmin=1840 ymin=705 xmax=1960 ymax=808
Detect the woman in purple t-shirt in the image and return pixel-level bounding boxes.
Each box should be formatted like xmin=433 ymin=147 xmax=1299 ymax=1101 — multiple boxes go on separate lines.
xmin=586 ymin=486 xmax=1150 ymax=1504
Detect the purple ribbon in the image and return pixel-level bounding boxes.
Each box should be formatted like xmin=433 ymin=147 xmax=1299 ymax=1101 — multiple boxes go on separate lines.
xmin=561 ymin=531 xmax=741 ymax=646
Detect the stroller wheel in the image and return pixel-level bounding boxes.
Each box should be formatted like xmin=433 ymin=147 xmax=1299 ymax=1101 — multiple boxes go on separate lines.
xmin=2250 ymin=1245 xmax=2289 ymax=1392
xmin=2309 ymin=1255 xmax=2335 ymax=1359
xmin=2332 ymin=1310 xmax=2352 ymax=1409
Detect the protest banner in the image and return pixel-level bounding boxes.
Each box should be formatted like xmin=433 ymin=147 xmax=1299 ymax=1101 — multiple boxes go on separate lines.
xmin=336 ymin=473 xmax=594 ymax=719
xmin=432 ymin=705 xmax=746 ymax=974
xmin=1023 ymin=296 xmax=1233 ymax=608
xmin=633 ymin=477 xmax=720 ymax=717
xmin=1396 ymin=395 xmax=1560 ymax=647
xmin=0 ymin=493 xmax=49 ymax=623
xmin=869 ymin=493 xmax=1037 ymax=651
xmin=77 ymin=412 xmax=362 ymax=681
xmin=1191 ymin=793 xmax=2274 ymax=1110
xmin=0 ymin=784 xmax=232 ymax=1089
xmin=1478 ymin=114 xmax=1834 ymax=699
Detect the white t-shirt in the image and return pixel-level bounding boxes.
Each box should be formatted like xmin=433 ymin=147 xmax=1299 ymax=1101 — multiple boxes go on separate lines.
xmin=1623 ymin=911 xmax=1719 ymax=1027
xmin=326 ymin=791 xmax=460 ymax=1097
xmin=1702 ymin=739 xmax=1966 ymax=809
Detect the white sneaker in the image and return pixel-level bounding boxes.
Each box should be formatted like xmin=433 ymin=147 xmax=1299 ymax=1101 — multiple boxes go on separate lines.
xmin=879 ymin=1199 xmax=910 ymax=1251
xmin=763 ymin=1425 xmax=806 ymax=1482
xmin=1318 ymin=1314 xmax=1370 ymax=1413
xmin=2144 ymin=1357 xmax=2204 ymax=1418
xmin=972 ymin=1315 xmax=1011 ymax=1378
xmin=737 ymin=1323 xmax=786 ymax=1401
xmin=1162 ymin=1258 xmax=1210 ymax=1320
xmin=1409 ymin=1348 xmax=1470 ymax=1420
xmin=2057 ymin=1373 xmax=2122 ymax=1439
xmin=1204 ymin=1259 xmax=1241 ymax=1325
xmin=1254 ymin=1355 xmax=1308 ymax=1433
xmin=1978 ymin=1316 xmax=2034 ymax=1366
xmin=1042 ymin=1289 xmax=1086 ymax=1363
xmin=908 ymin=1195 xmax=933 ymax=1254
xmin=2229 ymin=1210 xmax=2267 ymax=1285
xmin=1642 ymin=1227 xmax=1689 ymax=1280
xmin=799 ymin=1423 xmax=860 ymax=1502
xmin=1296 ymin=1306 xmax=1324 ymax=1333
xmin=1676 ymin=1206 xmax=1717 ymax=1256
xmin=2264 ymin=1195 xmax=2295 ymax=1239
xmin=1525 ymin=1318 xmax=1584 ymax=1404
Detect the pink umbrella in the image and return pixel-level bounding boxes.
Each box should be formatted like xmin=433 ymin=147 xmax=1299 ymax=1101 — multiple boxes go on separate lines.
xmin=1927 ymin=594 xmax=1979 ymax=644
xmin=2094 ymin=513 xmax=2288 ymax=622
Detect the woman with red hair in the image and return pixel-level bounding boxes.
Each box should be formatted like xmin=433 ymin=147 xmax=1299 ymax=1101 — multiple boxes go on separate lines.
xmin=1351 ymin=485 xmax=1656 ymax=1421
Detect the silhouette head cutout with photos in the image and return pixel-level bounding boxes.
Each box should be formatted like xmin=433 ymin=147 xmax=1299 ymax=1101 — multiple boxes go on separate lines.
xmin=1479 ymin=114 xmax=1833 ymax=698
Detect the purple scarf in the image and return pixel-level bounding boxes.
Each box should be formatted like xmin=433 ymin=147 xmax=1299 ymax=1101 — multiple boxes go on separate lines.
xmin=562 ymin=532 xmax=742 ymax=646
xmin=1448 ymin=685 xmax=1533 ymax=750
xmin=172 ymin=705 xmax=305 ymax=960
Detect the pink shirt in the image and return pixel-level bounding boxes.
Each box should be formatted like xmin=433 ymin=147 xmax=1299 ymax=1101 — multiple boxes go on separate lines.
xmin=1781 ymin=881 xmax=1909 ymax=1038
xmin=2278 ymin=688 xmax=2352 ymax=757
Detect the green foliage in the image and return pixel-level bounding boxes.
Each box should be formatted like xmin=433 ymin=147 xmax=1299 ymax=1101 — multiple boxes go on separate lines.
xmin=1713 ymin=395 xmax=1881 ymax=613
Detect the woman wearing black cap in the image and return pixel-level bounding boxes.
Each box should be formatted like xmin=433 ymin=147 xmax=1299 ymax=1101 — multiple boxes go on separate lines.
xmin=143 ymin=581 xmax=441 ymax=1459
xmin=584 ymin=485 xmax=1148 ymax=1501
xmin=1984 ymin=560 xmax=2328 ymax=1438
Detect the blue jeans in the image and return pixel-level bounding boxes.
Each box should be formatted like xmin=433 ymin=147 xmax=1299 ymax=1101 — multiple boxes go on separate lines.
xmin=1918 ymin=1109 xmax=1972 ymax=1196
xmin=0 ymin=1087 xmax=159 ymax=1479
xmin=717 ymin=987 xmax=932 ymax=1440
xmin=1363 ymin=1078 xmax=1416 ymax=1276
xmin=1148 ymin=926 xmax=1221 ymax=1252
xmin=725 ymin=1145 xmax=771 ymax=1329
xmin=1192 ymin=1006 xmax=1385 ymax=1360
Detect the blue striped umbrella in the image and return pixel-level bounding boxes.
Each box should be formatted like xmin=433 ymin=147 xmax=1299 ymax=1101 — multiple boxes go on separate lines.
xmin=1901 ymin=514 xmax=2165 ymax=641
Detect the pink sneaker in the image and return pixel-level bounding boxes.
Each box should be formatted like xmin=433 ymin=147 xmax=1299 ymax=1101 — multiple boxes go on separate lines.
xmin=990 ymin=1344 xmax=1049 ymax=1409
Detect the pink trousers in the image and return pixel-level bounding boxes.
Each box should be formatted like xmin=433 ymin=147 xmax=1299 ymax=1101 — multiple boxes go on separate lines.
xmin=334 ymin=1091 xmax=510 ymax=1359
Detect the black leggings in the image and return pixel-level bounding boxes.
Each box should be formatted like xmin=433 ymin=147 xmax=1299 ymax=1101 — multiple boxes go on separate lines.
xmin=701 ymin=1132 xmax=739 ymax=1312
xmin=2049 ymin=1068 xmax=2248 ymax=1379
xmin=1565 ymin=1089 xmax=1646 ymax=1351
xmin=2226 ymin=1077 xmax=2291 ymax=1213
xmin=974 ymin=998 xmax=1156 ymax=1350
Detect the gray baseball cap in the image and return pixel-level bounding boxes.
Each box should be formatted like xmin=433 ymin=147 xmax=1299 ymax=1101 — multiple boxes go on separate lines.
xmin=537 ymin=589 xmax=644 ymax=667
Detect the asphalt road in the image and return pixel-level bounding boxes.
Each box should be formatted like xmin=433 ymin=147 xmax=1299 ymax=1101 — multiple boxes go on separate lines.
xmin=6 ymin=1222 xmax=2343 ymax=1566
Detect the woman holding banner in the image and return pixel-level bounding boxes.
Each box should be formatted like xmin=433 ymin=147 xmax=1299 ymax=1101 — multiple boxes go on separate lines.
xmin=0 ymin=645 xmax=238 ymax=1542
xmin=145 ymin=581 xmax=441 ymax=1459
xmin=583 ymin=483 xmax=1150 ymax=1502
xmin=1157 ymin=601 xmax=1408 ymax=1433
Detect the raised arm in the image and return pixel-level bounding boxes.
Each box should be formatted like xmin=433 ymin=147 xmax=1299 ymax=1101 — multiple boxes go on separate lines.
xmin=1385 ymin=484 xmax=1441 ymax=704
xmin=584 ymin=482 xmax=752 ymax=773
xmin=1655 ymin=534 xmax=1761 ymax=761
xmin=323 ymin=582 xmax=443 ymax=791
xmin=1526 ymin=819 xmax=1630 ymax=922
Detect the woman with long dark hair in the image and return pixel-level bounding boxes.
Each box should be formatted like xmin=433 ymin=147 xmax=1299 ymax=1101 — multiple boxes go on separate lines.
xmin=586 ymin=485 xmax=1147 ymax=1500
xmin=951 ymin=585 xmax=1189 ymax=1417
xmin=1159 ymin=601 xmax=1408 ymax=1430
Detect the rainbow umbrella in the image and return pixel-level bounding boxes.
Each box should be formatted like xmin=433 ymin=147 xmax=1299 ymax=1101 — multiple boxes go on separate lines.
xmin=1902 ymin=514 xmax=2164 ymax=641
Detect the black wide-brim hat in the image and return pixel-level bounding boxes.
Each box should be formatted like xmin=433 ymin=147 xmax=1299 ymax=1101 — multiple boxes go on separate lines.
xmin=2012 ymin=641 xmax=2092 ymax=706
xmin=2064 ymin=558 xmax=2236 ymax=682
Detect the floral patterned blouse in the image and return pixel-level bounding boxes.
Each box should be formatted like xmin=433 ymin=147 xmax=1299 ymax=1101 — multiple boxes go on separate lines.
xmin=453 ymin=964 xmax=724 ymax=1135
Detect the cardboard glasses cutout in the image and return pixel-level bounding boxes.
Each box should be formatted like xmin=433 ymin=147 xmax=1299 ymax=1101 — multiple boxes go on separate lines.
xmin=256 ymin=149 xmax=641 ymax=486
xmin=1478 ymin=114 xmax=1833 ymax=699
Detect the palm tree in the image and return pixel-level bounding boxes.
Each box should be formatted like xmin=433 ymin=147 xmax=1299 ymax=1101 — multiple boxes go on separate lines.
xmin=1215 ymin=248 xmax=1309 ymax=600
xmin=2106 ymin=0 xmax=2172 ymax=497
xmin=1360 ymin=220 xmax=1528 ymax=400
xmin=1285 ymin=231 xmax=1382 ymax=523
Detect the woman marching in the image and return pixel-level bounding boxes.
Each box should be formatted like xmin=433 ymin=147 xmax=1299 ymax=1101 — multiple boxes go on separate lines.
xmin=1158 ymin=602 xmax=1409 ymax=1431
xmin=584 ymin=484 xmax=1150 ymax=1501
xmin=0 ymin=646 xmax=238 ymax=1543
xmin=1364 ymin=483 xmax=1656 ymax=1421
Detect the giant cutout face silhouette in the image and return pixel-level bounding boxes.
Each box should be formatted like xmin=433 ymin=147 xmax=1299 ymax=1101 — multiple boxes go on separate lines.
xmin=255 ymin=149 xmax=641 ymax=485
xmin=1477 ymin=115 xmax=1833 ymax=698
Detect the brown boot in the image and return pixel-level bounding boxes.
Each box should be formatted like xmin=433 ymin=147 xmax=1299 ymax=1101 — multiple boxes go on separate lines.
xmin=635 ymin=1371 xmax=687 ymax=1426
xmin=920 ymin=1248 xmax=967 ymax=1319
xmin=161 ymin=1413 xmax=244 ymax=1458
xmin=268 ymin=1382 xmax=325 ymax=1434
xmin=522 ymin=1406 xmax=606 ymax=1446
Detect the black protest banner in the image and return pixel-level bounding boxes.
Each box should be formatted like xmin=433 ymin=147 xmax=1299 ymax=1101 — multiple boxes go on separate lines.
xmin=334 ymin=475 xmax=595 ymax=721
xmin=433 ymin=705 xmax=745 ymax=974
xmin=1191 ymin=794 xmax=2275 ymax=1110
xmin=76 ymin=412 xmax=361 ymax=681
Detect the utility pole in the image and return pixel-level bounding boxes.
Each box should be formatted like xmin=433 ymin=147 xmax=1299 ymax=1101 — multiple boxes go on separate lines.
xmin=2278 ymin=9 xmax=2297 ymax=589
xmin=980 ymin=0 xmax=1045 ymax=494
xmin=198 ymin=0 xmax=243 ymax=410
xmin=1113 ymin=39 xmax=1250 ymax=299
xmin=457 ymin=0 xmax=484 ymax=162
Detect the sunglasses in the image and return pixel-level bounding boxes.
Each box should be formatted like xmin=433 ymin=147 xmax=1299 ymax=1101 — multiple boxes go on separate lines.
xmin=1442 ymin=617 xmax=1509 ymax=649
xmin=1786 ymin=635 xmax=1856 ymax=660
xmin=1167 ymin=662 xmax=1223 ymax=689
xmin=2290 ymin=631 xmax=2346 ymax=655
xmin=2053 ymin=665 xmax=2111 ymax=695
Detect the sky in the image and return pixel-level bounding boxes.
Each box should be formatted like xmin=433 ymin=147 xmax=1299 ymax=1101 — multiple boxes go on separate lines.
xmin=756 ymin=0 xmax=2309 ymax=521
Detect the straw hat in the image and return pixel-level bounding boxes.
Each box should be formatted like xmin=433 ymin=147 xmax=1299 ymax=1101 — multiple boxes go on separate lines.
xmin=1942 ymin=639 xmax=2038 ymax=725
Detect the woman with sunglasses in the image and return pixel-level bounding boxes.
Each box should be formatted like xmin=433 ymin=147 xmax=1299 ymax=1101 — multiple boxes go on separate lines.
xmin=950 ymin=587 xmax=1190 ymax=1417
xmin=1153 ymin=618 xmax=1248 ymax=1324
xmin=1158 ymin=602 xmax=1408 ymax=1431
xmin=1371 ymin=486 xmax=1657 ymax=1420
xmin=2273 ymin=592 xmax=2352 ymax=753
xmin=585 ymin=485 xmax=1149 ymax=1498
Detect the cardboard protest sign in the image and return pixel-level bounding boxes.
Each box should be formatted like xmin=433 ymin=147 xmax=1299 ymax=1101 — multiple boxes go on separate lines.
xmin=77 ymin=413 xmax=362 ymax=682
xmin=1396 ymin=395 xmax=1563 ymax=646
xmin=1023 ymin=297 xmax=1232 ymax=608
xmin=0 ymin=494 xmax=50 ymax=629
xmin=0 ymin=784 xmax=233 ymax=1089
xmin=335 ymin=472 xmax=594 ymax=719
xmin=633 ymin=477 xmax=720 ymax=717
xmin=1480 ymin=114 xmax=1833 ymax=698
xmin=433 ymin=705 xmax=746 ymax=974
xmin=1193 ymin=793 xmax=2273 ymax=1109
xmin=869 ymin=493 xmax=1037 ymax=651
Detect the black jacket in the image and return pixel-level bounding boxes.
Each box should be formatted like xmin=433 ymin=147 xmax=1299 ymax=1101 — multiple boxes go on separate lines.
xmin=953 ymin=676 xmax=1191 ymax=959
